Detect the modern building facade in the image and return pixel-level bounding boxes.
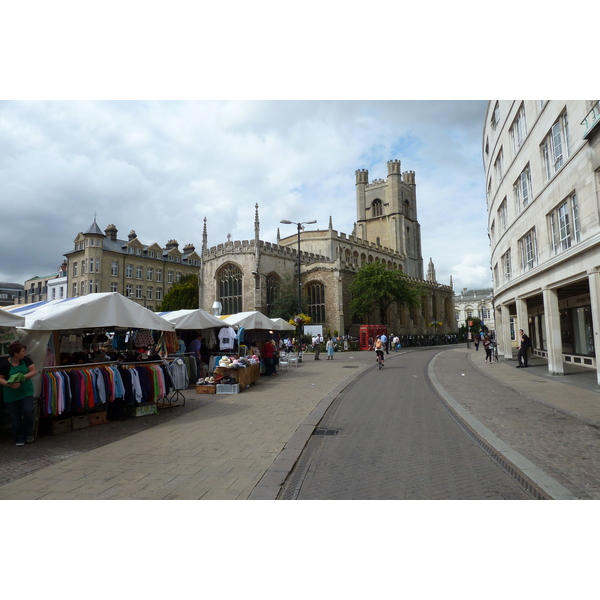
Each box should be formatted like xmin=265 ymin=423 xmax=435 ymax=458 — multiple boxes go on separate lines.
xmin=17 ymin=264 xmax=67 ymax=305
xmin=454 ymin=288 xmax=496 ymax=333
xmin=484 ymin=100 xmax=600 ymax=379
xmin=200 ymin=160 xmax=456 ymax=337
xmin=0 ymin=282 xmax=24 ymax=306
xmin=62 ymin=220 xmax=202 ymax=311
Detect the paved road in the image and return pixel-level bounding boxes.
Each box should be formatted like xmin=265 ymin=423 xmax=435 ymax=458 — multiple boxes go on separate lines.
xmin=283 ymin=348 xmax=533 ymax=499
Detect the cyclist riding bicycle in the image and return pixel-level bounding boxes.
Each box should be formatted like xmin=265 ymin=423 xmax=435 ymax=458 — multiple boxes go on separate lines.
xmin=375 ymin=336 xmax=385 ymax=368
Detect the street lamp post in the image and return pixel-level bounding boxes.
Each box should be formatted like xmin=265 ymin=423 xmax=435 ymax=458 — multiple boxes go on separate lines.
xmin=280 ymin=219 xmax=317 ymax=317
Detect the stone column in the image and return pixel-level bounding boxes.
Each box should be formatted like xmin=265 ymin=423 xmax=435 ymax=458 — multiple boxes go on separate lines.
xmin=542 ymin=286 xmax=564 ymax=376
xmin=499 ymin=304 xmax=513 ymax=361
xmin=587 ymin=269 xmax=600 ymax=384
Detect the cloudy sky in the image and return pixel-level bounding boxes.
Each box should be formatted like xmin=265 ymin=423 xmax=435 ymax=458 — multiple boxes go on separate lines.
xmin=0 ymin=100 xmax=490 ymax=291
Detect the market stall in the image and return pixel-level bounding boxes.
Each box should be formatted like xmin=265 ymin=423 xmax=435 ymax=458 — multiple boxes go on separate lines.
xmin=7 ymin=293 xmax=178 ymax=434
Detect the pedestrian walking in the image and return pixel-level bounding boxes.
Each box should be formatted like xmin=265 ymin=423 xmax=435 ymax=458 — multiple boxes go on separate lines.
xmin=473 ymin=335 xmax=480 ymax=351
xmin=483 ymin=335 xmax=492 ymax=363
xmin=393 ymin=335 xmax=400 ymax=351
xmin=381 ymin=332 xmax=389 ymax=354
xmin=326 ymin=337 xmax=335 ymax=360
xmin=516 ymin=328 xmax=531 ymax=368
xmin=0 ymin=342 xmax=37 ymax=445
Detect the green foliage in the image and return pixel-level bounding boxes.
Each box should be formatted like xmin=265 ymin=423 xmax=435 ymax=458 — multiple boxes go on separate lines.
xmin=156 ymin=274 xmax=199 ymax=311
xmin=269 ymin=274 xmax=309 ymax=320
xmin=350 ymin=262 xmax=421 ymax=325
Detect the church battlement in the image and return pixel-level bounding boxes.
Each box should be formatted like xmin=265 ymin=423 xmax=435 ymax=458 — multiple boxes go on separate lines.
xmin=203 ymin=238 xmax=329 ymax=263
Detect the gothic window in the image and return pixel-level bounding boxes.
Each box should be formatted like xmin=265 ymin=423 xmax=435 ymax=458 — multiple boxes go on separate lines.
xmin=372 ymin=199 xmax=383 ymax=217
xmin=306 ymin=281 xmax=325 ymax=324
xmin=266 ymin=274 xmax=280 ymax=317
xmin=218 ymin=264 xmax=243 ymax=315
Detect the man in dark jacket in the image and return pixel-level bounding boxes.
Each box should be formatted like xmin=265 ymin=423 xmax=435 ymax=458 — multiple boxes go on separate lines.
xmin=517 ymin=328 xmax=531 ymax=368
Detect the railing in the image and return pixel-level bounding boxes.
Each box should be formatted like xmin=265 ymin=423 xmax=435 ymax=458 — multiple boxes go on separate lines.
xmin=581 ymin=101 xmax=600 ymax=139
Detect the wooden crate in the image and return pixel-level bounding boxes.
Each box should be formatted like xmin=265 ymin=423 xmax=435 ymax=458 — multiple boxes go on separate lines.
xmin=71 ymin=414 xmax=90 ymax=430
xmin=127 ymin=402 xmax=158 ymax=417
xmin=196 ymin=385 xmax=216 ymax=394
xmin=89 ymin=411 xmax=108 ymax=426
xmin=51 ymin=417 xmax=72 ymax=436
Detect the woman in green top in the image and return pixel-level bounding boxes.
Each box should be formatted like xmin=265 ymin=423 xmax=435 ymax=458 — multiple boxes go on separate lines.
xmin=0 ymin=341 xmax=37 ymax=446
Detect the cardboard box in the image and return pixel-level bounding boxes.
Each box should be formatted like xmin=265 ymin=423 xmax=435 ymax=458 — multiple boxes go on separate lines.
xmin=51 ymin=417 xmax=72 ymax=436
xmin=196 ymin=385 xmax=216 ymax=394
xmin=71 ymin=414 xmax=90 ymax=430
xmin=89 ymin=411 xmax=108 ymax=426
xmin=128 ymin=402 xmax=158 ymax=417
xmin=216 ymin=383 xmax=240 ymax=394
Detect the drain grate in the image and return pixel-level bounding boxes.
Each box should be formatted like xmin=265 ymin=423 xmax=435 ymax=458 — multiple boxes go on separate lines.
xmin=343 ymin=365 xmax=359 ymax=368
xmin=312 ymin=427 xmax=339 ymax=436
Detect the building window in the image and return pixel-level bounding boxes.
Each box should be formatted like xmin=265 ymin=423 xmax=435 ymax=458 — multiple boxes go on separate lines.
xmin=167 ymin=270 xmax=174 ymax=284
xmin=266 ymin=274 xmax=280 ymax=317
xmin=136 ymin=285 xmax=143 ymax=299
xmin=541 ymin=112 xmax=571 ymax=180
xmin=126 ymin=264 xmax=133 ymax=278
xmin=82 ymin=259 xmax=87 ymax=274
xmin=175 ymin=271 xmax=181 ymax=283
xmin=493 ymin=148 xmax=504 ymax=183
xmin=509 ymin=103 xmax=527 ymax=156
xmin=550 ymin=193 xmax=580 ymax=254
xmin=502 ymin=249 xmax=512 ymax=283
xmin=519 ymin=228 xmax=538 ymax=272
xmin=491 ymin=102 xmax=500 ymax=129
xmin=156 ymin=269 xmax=162 ymax=282
xmin=218 ymin=264 xmax=243 ymax=314
xmin=89 ymin=279 xmax=94 ymax=294
xmin=111 ymin=282 xmax=118 ymax=293
xmin=306 ymin=282 xmax=325 ymax=324
xmin=498 ymin=198 xmax=508 ymax=232
xmin=111 ymin=261 xmax=118 ymax=276
xmin=372 ymin=199 xmax=383 ymax=217
xmin=490 ymin=220 xmax=496 ymax=245
xmin=73 ymin=262 xmax=78 ymax=277
xmin=481 ymin=306 xmax=490 ymax=320
xmin=125 ymin=284 xmax=132 ymax=298
xmin=156 ymin=287 xmax=162 ymax=301
xmin=136 ymin=265 xmax=143 ymax=279
xmin=136 ymin=248 xmax=142 ymax=256
xmin=514 ymin=164 xmax=533 ymax=213
xmin=80 ymin=281 xmax=85 ymax=296
xmin=146 ymin=286 xmax=153 ymax=300
xmin=147 ymin=267 xmax=153 ymax=281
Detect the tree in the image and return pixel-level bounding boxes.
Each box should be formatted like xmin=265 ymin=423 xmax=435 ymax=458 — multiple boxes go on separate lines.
xmin=269 ymin=274 xmax=308 ymax=321
xmin=350 ymin=262 xmax=421 ymax=325
xmin=157 ymin=274 xmax=199 ymax=311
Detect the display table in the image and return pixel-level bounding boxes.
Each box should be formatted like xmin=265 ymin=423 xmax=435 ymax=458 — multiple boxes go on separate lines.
xmin=214 ymin=363 xmax=260 ymax=392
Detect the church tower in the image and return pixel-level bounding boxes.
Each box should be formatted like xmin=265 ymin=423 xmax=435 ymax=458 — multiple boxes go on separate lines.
xmin=355 ymin=160 xmax=423 ymax=279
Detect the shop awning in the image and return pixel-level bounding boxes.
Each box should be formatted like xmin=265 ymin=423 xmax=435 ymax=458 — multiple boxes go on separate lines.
xmin=0 ymin=308 xmax=25 ymax=327
xmin=17 ymin=292 xmax=176 ymax=331
xmin=220 ymin=311 xmax=279 ymax=330
xmin=157 ymin=308 xmax=225 ymax=330
xmin=270 ymin=317 xmax=296 ymax=331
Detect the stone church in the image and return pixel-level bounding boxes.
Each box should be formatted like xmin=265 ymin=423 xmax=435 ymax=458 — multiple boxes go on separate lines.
xmin=199 ymin=160 xmax=456 ymax=337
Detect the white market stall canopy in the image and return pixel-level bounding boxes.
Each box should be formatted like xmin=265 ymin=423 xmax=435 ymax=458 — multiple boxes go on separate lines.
xmin=157 ymin=308 xmax=225 ymax=330
xmin=0 ymin=308 xmax=26 ymax=327
xmin=270 ymin=317 xmax=296 ymax=331
xmin=220 ymin=311 xmax=279 ymax=331
xmin=13 ymin=292 xmax=176 ymax=332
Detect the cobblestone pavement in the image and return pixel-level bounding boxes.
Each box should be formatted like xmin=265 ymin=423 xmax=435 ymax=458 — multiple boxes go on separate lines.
xmin=0 ymin=350 xmax=376 ymax=499
xmin=0 ymin=395 xmax=212 ymax=487
xmin=284 ymin=348 xmax=532 ymax=499
xmin=432 ymin=349 xmax=600 ymax=499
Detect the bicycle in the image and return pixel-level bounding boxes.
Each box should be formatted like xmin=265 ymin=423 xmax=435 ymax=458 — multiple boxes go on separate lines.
xmin=490 ymin=341 xmax=499 ymax=362
xmin=376 ymin=349 xmax=385 ymax=370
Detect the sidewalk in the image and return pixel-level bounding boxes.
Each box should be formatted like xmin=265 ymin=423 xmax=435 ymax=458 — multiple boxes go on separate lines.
xmin=2 ymin=345 xmax=599 ymax=500
xmin=0 ymin=351 xmax=376 ymax=500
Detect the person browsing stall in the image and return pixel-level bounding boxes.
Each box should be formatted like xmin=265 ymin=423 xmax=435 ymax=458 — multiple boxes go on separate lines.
xmin=0 ymin=342 xmax=37 ymax=445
